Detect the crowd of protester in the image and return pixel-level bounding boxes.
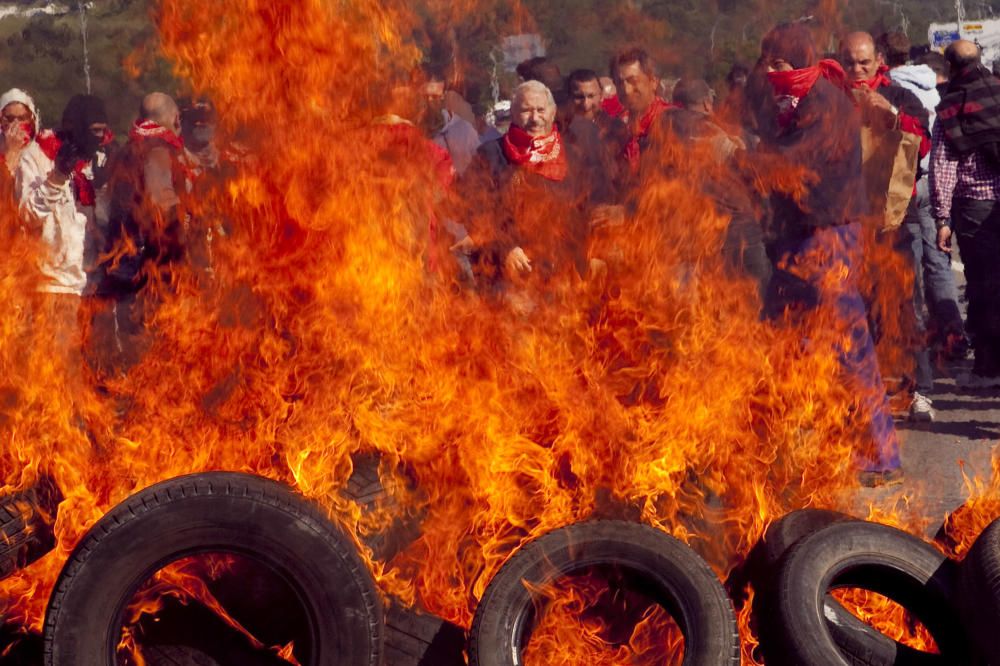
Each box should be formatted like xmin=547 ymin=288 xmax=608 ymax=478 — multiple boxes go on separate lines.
xmin=3 ymin=23 xmax=1000 ymax=488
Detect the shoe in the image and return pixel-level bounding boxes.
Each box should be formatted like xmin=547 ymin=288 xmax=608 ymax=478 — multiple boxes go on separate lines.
xmin=907 ymin=392 xmax=935 ymax=422
xmin=956 ymin=372 xmax=1000 ymax=389
xmin=858 ymin=468 xmax=904 ymax=488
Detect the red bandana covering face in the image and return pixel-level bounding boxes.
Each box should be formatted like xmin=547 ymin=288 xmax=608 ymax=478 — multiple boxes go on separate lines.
xmin=623 ymin=97 xmax=673 ymax=168
xmin=36 ymin=127 xmax=115 ymax=207
xmin=767 ymin=59 xmax=847 ymax=127
xmin=501 ymin=124 xmax=568 ymax=182
xmin=851 ymin=64 xmax=891 ymax=91
xmin=129 ymin=118 xmax=184 ymax=151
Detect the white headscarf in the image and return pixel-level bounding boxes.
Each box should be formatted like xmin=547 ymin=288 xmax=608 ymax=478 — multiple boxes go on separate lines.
xmin=0 ymin=88 xmax=40 ymax=134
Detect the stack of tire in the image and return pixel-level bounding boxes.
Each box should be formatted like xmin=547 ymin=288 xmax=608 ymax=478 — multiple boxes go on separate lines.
xmin=4 ymin=473 xmax=1000 ymax=665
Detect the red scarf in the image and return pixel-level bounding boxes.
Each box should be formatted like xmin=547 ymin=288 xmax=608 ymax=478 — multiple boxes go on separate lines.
xmin=767 ymin=59 xmax=847 ymax=127
xmin=851 ymin=64 xmax=891 ymax=91
xmin=767 ymin=59 xmax=847 ymax=98
xmin=601 ymin=95 xmax=626 ymax=118
xmin=501 ymin=125 xmax=568 ymax=182
xmin=129 ymin=118 xmax=184 ymax=151
xmin=36 ymin=128 xmax=115 ymax=207
xmin=623 ymin=97 xmax=673 ymax=168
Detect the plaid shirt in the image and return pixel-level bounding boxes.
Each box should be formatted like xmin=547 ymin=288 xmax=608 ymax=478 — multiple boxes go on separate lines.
xmin=930 ymin=120 xmax=1000 ymax=219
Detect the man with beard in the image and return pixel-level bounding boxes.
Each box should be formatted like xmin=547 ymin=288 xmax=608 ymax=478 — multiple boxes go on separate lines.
xmin=609 ymin=47 xmax=674 ymax=171
xmin=421 ymin=72 xmax=480 ymax=177
xmin=466 ymin=80 xmax=589 ymax=307
xmin=932 ymin=40 xmax=1000 ymax=388
xmin=755 ymin=23 xmax=902 ymax=486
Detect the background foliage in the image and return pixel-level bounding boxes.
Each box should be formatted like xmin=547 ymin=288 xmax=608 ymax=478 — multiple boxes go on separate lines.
xmin=1 ymin=0 xmax=999 ymax=128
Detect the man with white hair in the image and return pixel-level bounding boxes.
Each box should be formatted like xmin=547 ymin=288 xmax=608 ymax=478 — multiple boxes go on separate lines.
xmin=464 ymin=80 xmax=590 ymax=298
xmin=2 ymin=88 xmax=39 ymax=175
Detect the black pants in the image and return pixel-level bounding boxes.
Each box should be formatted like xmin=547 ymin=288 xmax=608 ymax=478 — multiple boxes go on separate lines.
xmin=952 ymin=198 xmax=1000 ymax=377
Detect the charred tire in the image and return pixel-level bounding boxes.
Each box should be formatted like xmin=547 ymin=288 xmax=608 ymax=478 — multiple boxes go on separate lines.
xmin=959 ymin=516 xmax=1000 ymax=663
xmin=141 ymin=645 xmax=221 ymax=665
xmin=0 ymin=476 xmax=61 ymax=580
xmin=749 ymin=510 xmax=942 ymax=666
xmin=468 ymin=520 xmax=739 ymax=666
xmin=42 ymin=472 xmax=383 ymax=666
xmin=768 ymin=520 xmax=971 ymax=666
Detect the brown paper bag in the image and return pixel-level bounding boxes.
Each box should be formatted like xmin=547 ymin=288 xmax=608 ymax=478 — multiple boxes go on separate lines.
xmin=860 ymin=126 xmax=921 ymax=231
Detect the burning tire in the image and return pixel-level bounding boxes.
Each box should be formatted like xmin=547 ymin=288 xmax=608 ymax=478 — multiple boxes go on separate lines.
xmin=468 ymin=520 xmax=739 ymax=666
xmin=745 ymin=509 xmax=944 ymax=666
xmin=42 ymin=472 xmax=383 ymax=666
xmin=0 ymin=475 xmax=62 ymax=580
xmin=958 ymin=516 xmax=1000 ymax=663
xmin=766 ymin=520 xmax=971 ymax=666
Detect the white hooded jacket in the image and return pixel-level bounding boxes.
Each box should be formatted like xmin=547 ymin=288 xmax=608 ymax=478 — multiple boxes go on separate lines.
xmin=889 ymin=65 xmax=939 ymax=171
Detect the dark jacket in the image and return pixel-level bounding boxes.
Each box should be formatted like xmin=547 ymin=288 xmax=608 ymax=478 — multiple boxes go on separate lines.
xmin=99 ymin=137 xmax=188 ymax=296
xmin=758 ymin=77 xmax=867 ymax=240
xmin=468 ymin=136 xmax=590 ymax=281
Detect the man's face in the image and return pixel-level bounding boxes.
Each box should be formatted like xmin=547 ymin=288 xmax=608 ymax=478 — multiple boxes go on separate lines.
xmin=841 ymin=40 xmax=882 ymax=82
xmin=513 ymin=89 xmax=556 ymax=137
xmin=423 ymin=80 xmax=445 ymax=114
xmin=570 ymin=79 xmax=602 ymax=120
xmin=615 ymin=61 xmax=658 ymax=115
xmin=1 ymin=102 xmax=33 ymax=133
xmin=88 ymin=122 xmax=108 ymax=140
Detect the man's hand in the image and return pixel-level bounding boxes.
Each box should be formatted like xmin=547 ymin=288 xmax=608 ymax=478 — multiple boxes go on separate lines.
xmin=590 ymin=204 xmax=625 ymax=229
xmin=54 ymin=140 xmax=82 ymax=177
xmin=854 ymin=88 xmax=897 ymax=129
xmin=505 ymin=246 xmax=532 ymax=274
xmin=937 ymin=225 xmax=953 ymax=253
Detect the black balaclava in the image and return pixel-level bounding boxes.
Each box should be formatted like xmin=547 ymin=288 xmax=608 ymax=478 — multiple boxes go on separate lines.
xmin=60 ymin=94 xmax=108 ymax=157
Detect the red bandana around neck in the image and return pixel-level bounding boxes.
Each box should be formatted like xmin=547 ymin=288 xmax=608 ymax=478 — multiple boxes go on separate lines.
xmin=501 ymin=125 xmax=568 ymax=182
xmin=36 ymin=128 xmax=115 ymax=207
xmin=623 ymin=97 xmax=673 ymax=168
xmin=129 ymin=119 xmax=184 ymax=151
xmin=852 ymin=64 xmax=891 ymax=91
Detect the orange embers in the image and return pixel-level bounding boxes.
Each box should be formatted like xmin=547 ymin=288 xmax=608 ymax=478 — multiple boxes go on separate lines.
xmin=522 ymin=569 xmax=683 ymax=666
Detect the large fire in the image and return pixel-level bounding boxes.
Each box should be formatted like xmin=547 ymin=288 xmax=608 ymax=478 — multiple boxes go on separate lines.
xmin=0 ymin=0 xmax=996 ymax=663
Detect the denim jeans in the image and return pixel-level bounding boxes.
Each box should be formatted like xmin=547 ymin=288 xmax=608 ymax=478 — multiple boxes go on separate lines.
xmin=952 ymin=198 xmax=1000 ymax=377
xmin=905 ymin=177 xmax=965 ymax=342
xmin=765 ymin=223 xmax=900 ymax=472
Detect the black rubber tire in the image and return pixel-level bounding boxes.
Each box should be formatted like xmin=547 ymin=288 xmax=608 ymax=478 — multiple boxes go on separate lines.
xmin=0 ymin=475 xmax=61 ymax=580
xmin=959 ymin=516 xmax=1000 ymax=663
xmin=468 ymin=520 xmax=739 ymax=666
xmin=768 ymin=520 xmax=972 ymax=666
xmin=42 ymin=472 xmax=383 ymax=666
xmin=746 ymin=509 xmax=942 ymax=666
xmin=141 ymin=644 xmax=221 ymax=665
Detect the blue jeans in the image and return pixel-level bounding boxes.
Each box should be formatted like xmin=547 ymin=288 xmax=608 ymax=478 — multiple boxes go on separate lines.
xmin=765 ymin=223 xmax=900 ymax=472
xmin=907 ymin=178 xmax=965 ymax=341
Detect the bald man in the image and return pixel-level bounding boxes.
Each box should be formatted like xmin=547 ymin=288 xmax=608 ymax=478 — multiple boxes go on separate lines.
xmin=931 ymin=40 xmax=1000 ymax=388
xmin=93 ymin=91 xmax=190 ymax=370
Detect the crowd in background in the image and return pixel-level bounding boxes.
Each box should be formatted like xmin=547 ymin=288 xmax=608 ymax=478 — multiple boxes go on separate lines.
xmin=2 ymin=22 xmax=1000 ymax=488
